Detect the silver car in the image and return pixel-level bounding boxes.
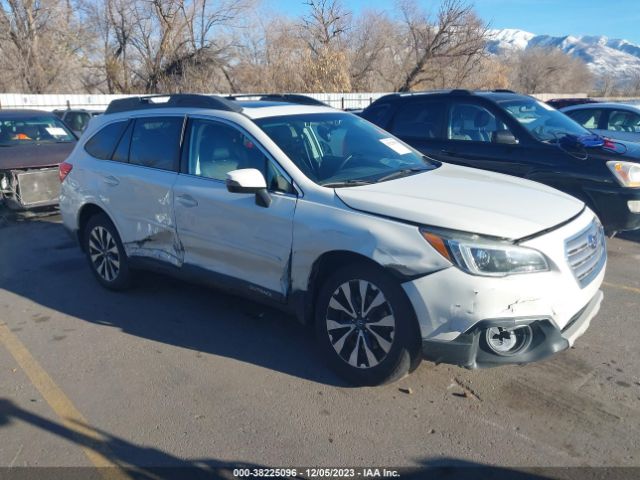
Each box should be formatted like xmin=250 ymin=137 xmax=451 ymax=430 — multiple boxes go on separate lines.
xmin=60 ymin=94 xmax=606 ymax=385
xmin=562 ymin=102 xmax=640 ymax=143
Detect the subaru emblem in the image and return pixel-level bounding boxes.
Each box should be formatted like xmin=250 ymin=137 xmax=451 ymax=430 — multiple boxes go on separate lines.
xmin=588 ymin=234 xmax=598 ymax=249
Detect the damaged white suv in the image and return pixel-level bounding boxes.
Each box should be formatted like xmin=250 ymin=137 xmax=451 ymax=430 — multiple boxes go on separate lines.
xmin=60 ymin=94 xmax=606 ymax=385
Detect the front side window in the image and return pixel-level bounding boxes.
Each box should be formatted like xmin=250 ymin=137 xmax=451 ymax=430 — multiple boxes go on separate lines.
xmin=565 ymin=109 xmax=602 ymax=129
xmin=187 ymin=119 xmax=293 ymax=193
xmin=129 ymin=117 xmax=183 ymax=171
xmin=607 ymin=110 xmax=640 ymax=133
xmin=0 ymin=116 xmax=75 ymax=146
xmin=447 ymin=103 xmax=512 ymax=142
xmin=500 ymin=99 xmax=590 ymax=142
xmin=392 ymin=101 xmax=445 ymax=140
xmin=256 ymin=113 xmax=437 ymax=186
xmin=66 ymin=112 xmax=92 ymax=132
xmin=84 ymin=121 xmax=129 ymax=160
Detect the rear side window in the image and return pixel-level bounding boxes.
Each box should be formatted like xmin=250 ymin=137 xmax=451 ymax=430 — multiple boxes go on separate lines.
xmin=129 ymin=117 xmax=183 ymax=171
xmin=362 ymin=104 xmax=390 ymax=126
xmin=391 ymin=101 xmax=445 ymax=140
xmin=84 ymin=121 xmax=129 ymax=160
xmin=606 ymin=110 xmax=640 ymax=133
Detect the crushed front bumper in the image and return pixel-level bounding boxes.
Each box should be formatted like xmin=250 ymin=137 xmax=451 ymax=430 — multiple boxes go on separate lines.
xmin=422 ymin=290 xmax=603 ymax=368
xmin=0 ymin=168 xmax=60 ymax=210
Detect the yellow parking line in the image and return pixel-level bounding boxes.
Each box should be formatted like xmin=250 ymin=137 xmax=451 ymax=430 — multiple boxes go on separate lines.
xmin=0 ymin=322 xmax=129 ymax=479
xmin=603 ymin=281 xmax=640 ymax=295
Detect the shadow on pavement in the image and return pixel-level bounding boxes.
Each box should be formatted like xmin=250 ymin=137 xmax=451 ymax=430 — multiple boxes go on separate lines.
xmin=0 ymin=398 xmax=563 ymax=480
xmin=0 ymin=398 xmax=273 ymax=479
xmin=0 ymin=216 xmax=345 ymax=387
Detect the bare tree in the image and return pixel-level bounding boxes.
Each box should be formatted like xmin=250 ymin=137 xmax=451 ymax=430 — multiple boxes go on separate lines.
xmin=507 ymin=47 xmax=592 ymax=94
xmin=0 ymin=0 xmax=86 ymax=93
xmin=348 ymin=11 xmax=395 ymax=91
xmin=299 ymin=0 xmax=352 ymax=92
xmin=392 ymin=0 xmax=488 ymax=92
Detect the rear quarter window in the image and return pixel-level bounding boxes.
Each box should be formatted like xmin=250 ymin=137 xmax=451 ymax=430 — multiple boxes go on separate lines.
xmin=84 ymin=121 xmax=129 ymax=160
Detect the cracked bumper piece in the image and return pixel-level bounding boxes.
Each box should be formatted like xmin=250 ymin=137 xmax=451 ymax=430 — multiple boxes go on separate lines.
xmin=421 ymin=290 xmax=603 ymax=368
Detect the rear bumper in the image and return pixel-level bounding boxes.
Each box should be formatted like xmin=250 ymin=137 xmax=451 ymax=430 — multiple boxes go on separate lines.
xmin=422 ymin=290 xmax=602 ymax=368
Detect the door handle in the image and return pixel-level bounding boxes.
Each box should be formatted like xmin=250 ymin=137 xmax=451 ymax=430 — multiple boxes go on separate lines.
xmin=440 ymin=149 xmax=458 ymax=156
xmin=102 ymin=175 xmax=120 ymax=186
xmin=176 ymin=194 xmax=198 ymax=208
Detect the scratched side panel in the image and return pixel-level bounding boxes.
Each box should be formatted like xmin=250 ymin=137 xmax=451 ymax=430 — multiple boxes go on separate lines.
xmin=114 ymin=164 xmax=182 ymax=266
xmin=67 ymin=156 xmax=183 ymax=266
xmin=290 ymin=196 xmax=451 ymax=294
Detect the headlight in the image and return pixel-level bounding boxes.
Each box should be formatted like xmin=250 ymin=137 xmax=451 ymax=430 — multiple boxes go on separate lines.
xmin=607 ymin=161 xmax=640 ymax=187
xmin=421 ymin=228 xmax=549 ymax=277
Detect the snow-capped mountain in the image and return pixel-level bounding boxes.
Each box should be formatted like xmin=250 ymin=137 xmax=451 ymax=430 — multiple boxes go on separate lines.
xmin=487 ymin=29 xmax=640 ymax=83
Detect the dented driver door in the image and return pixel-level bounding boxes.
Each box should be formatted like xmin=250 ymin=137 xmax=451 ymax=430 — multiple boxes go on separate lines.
xmin=173 ymin=117 xmax=296 ymax=301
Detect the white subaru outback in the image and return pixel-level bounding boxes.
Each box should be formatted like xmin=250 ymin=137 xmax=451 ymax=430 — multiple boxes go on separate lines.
xmin=59 ymin=94 xmax=606 ymax=385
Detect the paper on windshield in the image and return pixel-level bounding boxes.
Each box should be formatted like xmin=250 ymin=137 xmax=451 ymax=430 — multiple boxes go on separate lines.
xmin=46 ymin=127 xmax=68 ymax=137
xmin=380 ymin=138 xmax=412 ymax=155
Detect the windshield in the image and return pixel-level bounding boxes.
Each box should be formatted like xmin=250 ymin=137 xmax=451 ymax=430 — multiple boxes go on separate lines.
xmin=0 ymin=115 xmax=75 ymax=146
xmin=500 ymin=99 xmax=591 ymax=142
xmin=255 ymin=113 xmax=437 ymax=186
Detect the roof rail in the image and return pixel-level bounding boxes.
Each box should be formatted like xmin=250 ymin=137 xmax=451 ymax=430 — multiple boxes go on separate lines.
xmin=105 ymin=94 xmax=242 ymax=115
xmin=450 ymin=89 xmax=472 ymax=95
xmin=226 ymin=93 xmax=328 ymax=107
xmin=492 ymin=89 xmax=517 ymax=94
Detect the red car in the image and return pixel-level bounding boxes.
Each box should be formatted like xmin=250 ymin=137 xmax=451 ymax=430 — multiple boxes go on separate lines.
xmin=0 ymin=109 xmax=77 ymax=210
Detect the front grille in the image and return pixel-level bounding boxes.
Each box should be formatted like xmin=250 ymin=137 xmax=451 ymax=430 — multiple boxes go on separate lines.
xmin=565 ymin=219 xmax=606 ymax=288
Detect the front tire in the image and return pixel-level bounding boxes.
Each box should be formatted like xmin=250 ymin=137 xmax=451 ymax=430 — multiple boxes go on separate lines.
xmin=315 ymin=263 xmax=421 ymax=386
xmin=83 ymin=213 xmax=131 ymax=290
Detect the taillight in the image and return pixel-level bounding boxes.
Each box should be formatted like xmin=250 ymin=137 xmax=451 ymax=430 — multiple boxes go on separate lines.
xmin=59 ymin=162 xmax=73 ymax=182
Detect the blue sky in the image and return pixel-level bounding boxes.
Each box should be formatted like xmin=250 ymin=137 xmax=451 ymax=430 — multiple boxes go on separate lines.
xmin=271 ymin=0 xmax=640 ymax=44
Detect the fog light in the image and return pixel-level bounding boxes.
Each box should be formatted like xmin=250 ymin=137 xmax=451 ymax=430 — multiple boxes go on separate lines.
xmin=629 ymin=200 xmax=640 ymax=214
xmin=484 ymin=325 xmax=532 ymax=356
xmin=0 ymin=175 xmax=8 ymax=191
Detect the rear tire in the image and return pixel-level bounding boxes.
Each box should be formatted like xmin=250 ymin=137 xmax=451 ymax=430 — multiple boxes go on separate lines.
xmin=83 ymin=213 xmax=131 ymax=291
xmin=315 ymin=263 xmax=422 ymax=386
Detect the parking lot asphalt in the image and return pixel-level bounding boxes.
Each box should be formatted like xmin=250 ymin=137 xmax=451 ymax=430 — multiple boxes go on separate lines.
xmin=0 ymin=210 xmax=639 ymax=476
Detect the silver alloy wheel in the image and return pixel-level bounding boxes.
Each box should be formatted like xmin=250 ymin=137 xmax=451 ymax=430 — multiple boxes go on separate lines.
xmin=326 ymin=279 xmax=396 ymax=369
xmin=88 ymin=226 xmax=120 ymax=282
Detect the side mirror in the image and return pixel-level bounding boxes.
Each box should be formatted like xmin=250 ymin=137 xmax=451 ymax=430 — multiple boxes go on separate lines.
xmin=226 ymin=168 xmax=271 ymax=208
xmin=493 ymin=130 xmax=519 ymax=145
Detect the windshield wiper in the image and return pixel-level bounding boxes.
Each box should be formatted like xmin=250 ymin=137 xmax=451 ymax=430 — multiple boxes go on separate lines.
xmin=321 ymin=179 xmax=374 ymax=188
xmin=375 ymin=167 xmax=429 ymax=183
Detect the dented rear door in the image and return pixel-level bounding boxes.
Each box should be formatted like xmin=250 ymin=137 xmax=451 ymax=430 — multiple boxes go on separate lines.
xmin=100 ymin=115 xmax=184 ymax=266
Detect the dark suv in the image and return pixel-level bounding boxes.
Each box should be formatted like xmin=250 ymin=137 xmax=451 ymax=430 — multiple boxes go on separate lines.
xmin=361 ymin=90 xmax=640 ymax=234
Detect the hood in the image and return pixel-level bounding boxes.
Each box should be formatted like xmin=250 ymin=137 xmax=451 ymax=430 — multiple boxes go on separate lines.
xmin=0 ymin=142 xmax=76 ymax=170
xmin=575 ymin=137 xmax=640 ymax=161
xmin=599 ymin=139 xmax=640 ymax=160
xmin=335 ymin=164 xmax=585 ymax=240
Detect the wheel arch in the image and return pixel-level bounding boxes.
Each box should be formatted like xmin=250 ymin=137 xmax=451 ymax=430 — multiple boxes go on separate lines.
xmin=292 ymin=249 xmax=418 ymax=327
xmin=76 ymin=203 xmax=116 ymax=251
